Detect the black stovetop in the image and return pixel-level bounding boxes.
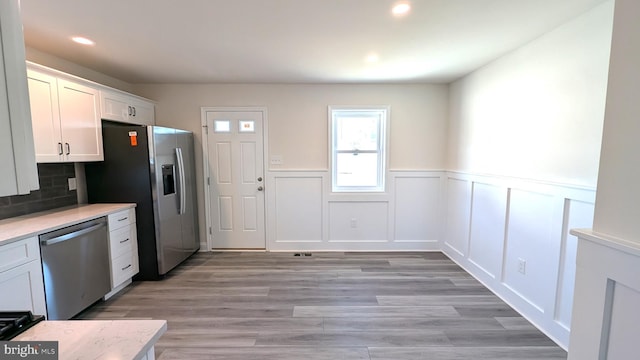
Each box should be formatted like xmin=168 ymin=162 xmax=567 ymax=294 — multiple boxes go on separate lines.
xmin=0 ymin=311 xmax=45 ymax=340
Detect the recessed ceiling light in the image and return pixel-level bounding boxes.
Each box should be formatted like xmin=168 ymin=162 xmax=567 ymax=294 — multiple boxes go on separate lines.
xmin=71 ymin=36 xmax=95 ymax=46
xmin=365 ymin=53 xmax=380 ymax=63
xmin=392 ymin=3 xmax=411 ymax=16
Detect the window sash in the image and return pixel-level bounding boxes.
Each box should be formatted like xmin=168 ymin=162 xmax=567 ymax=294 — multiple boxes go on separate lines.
xmin=330 ymin=107 xmax=387 ymax=192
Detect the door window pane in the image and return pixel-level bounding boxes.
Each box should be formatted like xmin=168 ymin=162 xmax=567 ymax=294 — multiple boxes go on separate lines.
xmin=214 ymin=120 xmax=231 ymax=133
xmin=239 ymin=120 xmax=255 ymax=133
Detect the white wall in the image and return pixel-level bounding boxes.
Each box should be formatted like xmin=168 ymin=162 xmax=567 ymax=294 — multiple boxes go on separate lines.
xmin=132 ymin=83 xmax=449 ymax=250
xmin=592 ymin=0 xmax=640 ymax=243
xmin=443 ymin=1 xmax=613 ymax=349
xmin=447 ymin=1 xmax=613 ymax=188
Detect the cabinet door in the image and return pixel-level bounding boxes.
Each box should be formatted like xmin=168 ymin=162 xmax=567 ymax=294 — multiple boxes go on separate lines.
xmin=58 ymin=79 xmax=104 ymax=161
xmin=0 ymin=261 xmax=47 ymax=315
xmin=130 ymin=99 xmax=155 ymax=125
xmin=100 ymin=90 xmax=129 ymax=122
xmin=0 ymin=260 xmax=47 ymax=317
xmin=27 ymin=70 xmax=63 ymax=162
xmin=0 ymin=0 xmax=39 ymax=196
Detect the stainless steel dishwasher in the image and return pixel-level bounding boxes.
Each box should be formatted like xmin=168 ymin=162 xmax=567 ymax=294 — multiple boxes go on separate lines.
xmin=39 ymin=217 xmax=110 ymax=320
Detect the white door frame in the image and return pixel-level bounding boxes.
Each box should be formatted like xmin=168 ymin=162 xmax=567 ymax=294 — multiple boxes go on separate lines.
xmin=201 ymin=106 xmax=269 ymax=251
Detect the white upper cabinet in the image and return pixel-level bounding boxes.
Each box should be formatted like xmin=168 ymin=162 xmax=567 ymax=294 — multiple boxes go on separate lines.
xmin=0 ymin=0 xmax=39 ymax=196
xmin=28 ymin=68 xmax=103 ymax=163
xmin=101 ymin=90 xmax=155 ymax=126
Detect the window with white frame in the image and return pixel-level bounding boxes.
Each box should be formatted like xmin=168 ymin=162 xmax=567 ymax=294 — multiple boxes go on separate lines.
xmin=330 ymin=106 xmax=388 ymax=192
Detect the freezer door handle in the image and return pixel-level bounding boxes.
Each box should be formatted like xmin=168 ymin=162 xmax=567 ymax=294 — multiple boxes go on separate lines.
xmin=175 ymin=147 xmax=187 ymax=215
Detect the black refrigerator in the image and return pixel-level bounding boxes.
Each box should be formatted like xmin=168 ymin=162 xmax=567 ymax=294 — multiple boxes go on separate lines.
xmin=86 ymin=120 xmax=199 ymax=280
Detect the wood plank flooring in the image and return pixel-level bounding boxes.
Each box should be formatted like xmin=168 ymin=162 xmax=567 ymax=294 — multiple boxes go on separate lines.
xmin=76 ymin=252 xmax=568 ymax=359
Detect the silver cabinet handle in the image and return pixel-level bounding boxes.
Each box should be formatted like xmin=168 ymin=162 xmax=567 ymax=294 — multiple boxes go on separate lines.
xmin=119 ymin=238 xmax=130 ymax=244
xmin=57 ymin=142 xmax=63 ymax=155
xmin=118 ymin=217 xmax=128 ymax=222
xmin=121 ymin=264 xmax=132 ymax=271
xmin=65 ymin=143 xmax=70 ymax=155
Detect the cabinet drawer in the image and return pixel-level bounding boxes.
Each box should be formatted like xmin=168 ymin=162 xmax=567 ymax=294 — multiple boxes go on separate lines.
xmin=0 ymin=237 xmax=40 ymax=273
xmin=109 ymin=225 xmax=136 ymax=260
xmin=111 ymin=251 xmax=138 ymax=287
xmin=108 ymin=208 xmax=135 ymax=231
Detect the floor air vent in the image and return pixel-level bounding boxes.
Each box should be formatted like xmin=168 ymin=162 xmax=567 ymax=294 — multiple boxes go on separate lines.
xmin=294 ymin=253 xmax=312 ymax=257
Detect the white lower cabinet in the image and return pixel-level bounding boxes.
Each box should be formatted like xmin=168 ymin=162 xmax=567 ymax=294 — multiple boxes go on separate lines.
xmin=0 ymin=237 xmax=47 ymax=317
xmin=105 ymin=208 xmax=139 ymax=299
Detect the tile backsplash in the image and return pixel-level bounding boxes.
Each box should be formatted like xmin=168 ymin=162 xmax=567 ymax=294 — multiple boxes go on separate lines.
xmin=0 ymin=163 xmax=78 ymax=220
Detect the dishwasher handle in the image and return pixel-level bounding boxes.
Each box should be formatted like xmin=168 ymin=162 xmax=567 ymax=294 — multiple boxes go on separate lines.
xmin=40 ymin=222 xmax=107 ymax=246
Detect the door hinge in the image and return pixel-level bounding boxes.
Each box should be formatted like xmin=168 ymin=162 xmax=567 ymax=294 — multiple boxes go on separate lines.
xmin=203 ymin=125 xmax=208 ymax=134
xmin=209 ymin=227 xmax=212 ymax=234
xmin=207 ymin=177 xmax=210 ymax=185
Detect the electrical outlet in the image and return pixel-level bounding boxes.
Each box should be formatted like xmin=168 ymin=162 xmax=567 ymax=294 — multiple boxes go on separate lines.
xmin=68 ymin=177 xmax=77 ymax=191
xmin=518 ymin=258 xmax=526 ymax=274
xmin=270 ymin=155 xmax=283 ymax=165
xmin=350 ymin=218 xmax=357 ymax=228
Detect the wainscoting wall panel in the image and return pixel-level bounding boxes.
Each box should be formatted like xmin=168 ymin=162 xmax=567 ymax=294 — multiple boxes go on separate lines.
xmin=443 ymin=178 xmax=472 ymax=257
xmin=442 ymin=171 xmax=596 ymax=350
xmin=271 ymin=175 xmax=323 ymax=244
xmin=393 ymin=175 xmax=441 ymax=242
xmin=467 ymin=182 xmax=508 ymax=281
xmin=329 ymin=201 xmax=388 ymax=242
xmin=266 ymin=171 xmax=443 ymax=251
xmin=502 ymin=189 xmax=562 ymax=313
xmin=555 ymin=199 xmax=594 ymax=330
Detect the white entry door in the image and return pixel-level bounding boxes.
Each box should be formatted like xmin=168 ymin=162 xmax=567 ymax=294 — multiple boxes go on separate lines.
xmin=204 ymin=110 xmax=266 ymax=249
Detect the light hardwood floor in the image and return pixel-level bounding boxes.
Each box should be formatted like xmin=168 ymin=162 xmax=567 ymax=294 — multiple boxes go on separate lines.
xmin=77 ymin=252 xmax=568 ymax=360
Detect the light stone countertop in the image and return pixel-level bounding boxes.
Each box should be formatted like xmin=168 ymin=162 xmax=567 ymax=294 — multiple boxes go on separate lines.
xmin=13 ymin=320 xmax=167 ymax=360
xmin=0 ymin=203 xmax=135 ymax=246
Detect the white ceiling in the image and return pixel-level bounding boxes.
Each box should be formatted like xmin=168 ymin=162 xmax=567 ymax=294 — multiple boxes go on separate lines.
xmin=20 ymin=0 xmax=607 ymax=84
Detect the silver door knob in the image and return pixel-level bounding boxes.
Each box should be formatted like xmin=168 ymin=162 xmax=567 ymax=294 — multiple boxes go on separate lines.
xmin=257 ymin=186 xmax=264 ymax=191
xmin=257 ymin=177 xmax=263 ymax=182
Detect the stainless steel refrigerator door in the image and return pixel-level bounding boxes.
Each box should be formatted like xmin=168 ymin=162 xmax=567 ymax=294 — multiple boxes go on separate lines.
xmin=176 ymin=130 xmax=200 ymax=253
xmin=149 ymin=126 xmax=184 ymax=275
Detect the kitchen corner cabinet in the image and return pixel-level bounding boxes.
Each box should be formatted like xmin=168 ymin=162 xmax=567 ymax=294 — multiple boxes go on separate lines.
xmin=0 ymin=237 xmax=47 ymax=317
xmin=105 ymin=208 xmax=139 ymax=299
xmin=28 ymin=69 xmax=103 ymax=162
xmin=100 ymin=90 xmax=155 ymax=126
xmin=0 ymin=0 xmax=39 ymax=196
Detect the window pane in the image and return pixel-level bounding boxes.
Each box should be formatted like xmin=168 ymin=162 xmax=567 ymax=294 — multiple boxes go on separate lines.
xmin=335 ymin=153 xmax=379 ymax=187
xmin=239 ymin=120 xmax=255 ymax=133
xmin=335 ymin=115 xmax=379 ymax=151
xmin=214 ymin=120 xmax=231 ymax=133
